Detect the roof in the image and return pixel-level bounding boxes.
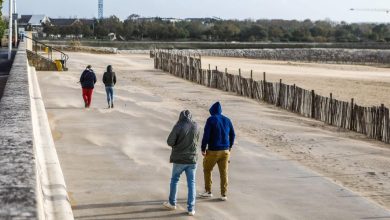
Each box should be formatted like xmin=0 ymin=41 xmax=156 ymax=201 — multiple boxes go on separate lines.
xmin=19 ymin=15 xmax=32 ymax=24
xmin=49 ymin=18 xmax=77 ymax=26
xmin=49 ymin=18 xmax=94 ymax=26
xmin=29 ymin=15 xmax=48 ymax=26
xmin=79 ymin=19 xmax=95 ymax=26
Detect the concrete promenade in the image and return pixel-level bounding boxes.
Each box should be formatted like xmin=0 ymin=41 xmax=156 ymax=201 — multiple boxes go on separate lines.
xmin=37 ymin=53 xmax=390 ymax=220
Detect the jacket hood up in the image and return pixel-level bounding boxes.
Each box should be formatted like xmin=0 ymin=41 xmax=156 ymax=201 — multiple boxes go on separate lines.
xmin=209 ymin=102 xmax=222 ymax=115
xmin=179 ymin=110 xmax=192 ymax=122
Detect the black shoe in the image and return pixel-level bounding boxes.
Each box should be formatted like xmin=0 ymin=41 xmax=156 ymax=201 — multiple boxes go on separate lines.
xmin=111 ymin=103 xmax=114 ymax=108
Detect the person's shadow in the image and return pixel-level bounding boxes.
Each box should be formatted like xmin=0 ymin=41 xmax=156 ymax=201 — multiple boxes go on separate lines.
xmin=73 ymin=199 xmax=190 ymax=219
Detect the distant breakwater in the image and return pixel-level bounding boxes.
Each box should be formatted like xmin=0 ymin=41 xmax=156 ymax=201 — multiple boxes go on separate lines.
xmin=130 ymin=48 xmax=390 ymax=65
xmin=182 ymin=49 xmax=390 ymax=65
xmin=47 ymin=46 xmax=390 ymax=65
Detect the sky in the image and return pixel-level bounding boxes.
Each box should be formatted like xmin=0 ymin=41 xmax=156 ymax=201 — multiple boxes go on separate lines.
xmin=2 ymin=0 xmax=390 ymax=23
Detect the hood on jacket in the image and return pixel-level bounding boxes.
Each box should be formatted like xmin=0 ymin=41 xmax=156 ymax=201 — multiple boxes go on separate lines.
xmin=209 ymin=102 xmax=222 ymax=115
xmin=179 ymin=110 xmax=192 ymax=122
xmin=107 ymin=65 xmax=113 ymax=73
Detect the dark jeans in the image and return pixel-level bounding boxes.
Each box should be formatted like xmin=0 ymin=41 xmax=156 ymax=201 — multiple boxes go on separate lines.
xmin=105 ymin=86 xmax=114 ymax=105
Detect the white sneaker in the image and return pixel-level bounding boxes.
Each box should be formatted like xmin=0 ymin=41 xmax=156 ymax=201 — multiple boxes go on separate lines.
xmin=221 ymin=196 xmax=228 ymax=201
xmin=163 ymin=202 xmax=176 ymax=210
xmin=198 ymin=191 xmax=213 ymax=198
xmin=188 ymin=210 xmax=196 ymax=216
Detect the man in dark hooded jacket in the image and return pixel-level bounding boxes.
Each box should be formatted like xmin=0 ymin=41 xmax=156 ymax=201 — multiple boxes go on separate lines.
xmin=199 ymin=102 xmax=235 ymax=201
xmin=163 ymin=110 xmax=199 ymax=216
xmin=102 ymin=65 xmax=117 ymax=108
xmin=80 ymin=65 xmax=97 ymax=108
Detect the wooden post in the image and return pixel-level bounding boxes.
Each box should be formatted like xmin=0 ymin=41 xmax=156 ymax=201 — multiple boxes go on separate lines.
xmin=291 ymin=84 xmax=296 ymax=111
xmin=380 ymin=104 xmax=385 ymax=140
xmin=224 ymin=68 xmax=228 ymax=91
xmin=250 ymin=70 xmax=254 ymax=99
xmin=208 ymin=64 xmax=211 ymax=87
xmin=329 ymin=93 xmax=333 ymax=125
xmin=350 ymin=98 xmax=354 ymax=130
xmin=215 ymin=66 xmax=218 ymax=88
xmin=237 ymin=69 xmax=241 ymax=95
xmin=311 ymin=90 xmax=315 ymax=119
xmin=277 ymin=79 xmax=282 ymax=107
xmin=263 ymin=72 xmax=267 ymax=101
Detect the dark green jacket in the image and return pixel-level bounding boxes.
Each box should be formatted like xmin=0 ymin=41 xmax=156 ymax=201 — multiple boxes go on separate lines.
xmin=167 ymin=110 xmax=199 ymax=164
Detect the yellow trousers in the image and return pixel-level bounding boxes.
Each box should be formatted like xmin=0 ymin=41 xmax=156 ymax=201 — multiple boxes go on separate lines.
xmin=203 ymin=150 xmax=230 ymax=196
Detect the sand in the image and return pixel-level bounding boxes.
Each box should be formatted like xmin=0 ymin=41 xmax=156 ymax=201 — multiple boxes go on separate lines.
xmin=202 ymin=56 xmax=390 ymax=108
xmin=37 ymin=53 xmax=390 ymax=219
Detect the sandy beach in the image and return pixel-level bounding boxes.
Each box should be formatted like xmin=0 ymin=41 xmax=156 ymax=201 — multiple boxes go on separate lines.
xmin=37 ymin=53 xmax=390 ymax=219
xmin=202 ymin=56 xmax=390 ymax=108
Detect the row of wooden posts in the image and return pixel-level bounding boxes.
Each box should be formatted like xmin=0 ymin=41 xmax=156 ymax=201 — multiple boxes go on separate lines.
xmin=152 ymin=50 xmax=390 ymax=144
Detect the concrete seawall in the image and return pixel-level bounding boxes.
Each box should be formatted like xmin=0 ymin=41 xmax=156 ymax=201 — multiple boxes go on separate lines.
xmin=0 ymin=43 xmax=37 ymax=219
xmin=0 ymin=42 xmax=73 ymax=219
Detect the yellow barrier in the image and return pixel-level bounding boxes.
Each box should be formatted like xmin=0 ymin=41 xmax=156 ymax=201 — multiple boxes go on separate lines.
xmin=55 ymin=60 xmax=63 ymax=71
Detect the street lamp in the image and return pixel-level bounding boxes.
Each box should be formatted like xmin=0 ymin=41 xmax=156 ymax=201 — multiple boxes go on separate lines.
xmin=14 ymin=0 xmax=18 ymax=47
xmin=8 ymin=0 xmax=13 ymax=60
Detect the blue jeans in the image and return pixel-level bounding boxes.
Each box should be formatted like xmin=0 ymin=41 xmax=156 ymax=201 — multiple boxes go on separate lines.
xmin=105 ymin=86 xmax=114 ymax=104
xmin=169 ymin=163 xmax=197 ymax=212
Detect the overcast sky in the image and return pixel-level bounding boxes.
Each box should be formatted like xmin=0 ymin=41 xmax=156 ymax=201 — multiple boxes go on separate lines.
xmin=2 ymin=0 xmax=390 ymax=23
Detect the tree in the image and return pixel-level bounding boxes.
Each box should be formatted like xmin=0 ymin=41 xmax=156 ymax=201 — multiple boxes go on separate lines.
xmin=372 ymin=24 xmax=389 ymax=42
xmin=185 ymin=21 xmax=204 ymax=39
xmin=291 ymin=27 xmax=313 ymax=42
xmin=94 ymin=16 xmax=123 ymax=39
xmin=0 ymin=0 xmax=5 ymax=40
xmin=37 ymin=13 xmax=390 ymax=43
xmin=213 ymin=21 xmax=240 ymax=41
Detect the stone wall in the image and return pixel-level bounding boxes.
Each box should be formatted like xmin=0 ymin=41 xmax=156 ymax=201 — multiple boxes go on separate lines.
xmin=182 ymin=48 xmax=390 ymax=65
xmin=50 ymin=45 xmax=118 ymax=54
xmin=26 ymin=50 xmax=58 ymax=71
xmin=0 ymin=43 xmax=37 ymax=219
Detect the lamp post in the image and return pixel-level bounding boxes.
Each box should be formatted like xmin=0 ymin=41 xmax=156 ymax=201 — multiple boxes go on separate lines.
xmin=14 ymin=0 xmax=18 ymax=47
xmin=8 ymin=0 xmax=13 ymax=60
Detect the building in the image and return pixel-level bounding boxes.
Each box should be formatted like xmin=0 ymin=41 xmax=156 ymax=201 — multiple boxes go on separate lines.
xmin=46 ymin=18 xmax=95 ymax=39
xmin=18 ymin=15 xmax=50 ymax=34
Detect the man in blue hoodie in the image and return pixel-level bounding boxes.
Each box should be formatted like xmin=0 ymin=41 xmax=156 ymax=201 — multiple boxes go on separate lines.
xmin=199 ymin=102 xmax=235 ymax=201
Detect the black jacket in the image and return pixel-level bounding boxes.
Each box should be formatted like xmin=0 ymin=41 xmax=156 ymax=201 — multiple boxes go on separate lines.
xmin=167 ymin=110 xmax=199 ymax=164
xmin=80 ymin=69 xmax=97 ymax=89
xmin=103 ymin=71 xmax=117 ymax=87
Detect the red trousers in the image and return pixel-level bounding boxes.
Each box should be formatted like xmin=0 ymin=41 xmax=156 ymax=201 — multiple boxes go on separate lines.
xmin=82 ymin=88 xmax=94 ymax=107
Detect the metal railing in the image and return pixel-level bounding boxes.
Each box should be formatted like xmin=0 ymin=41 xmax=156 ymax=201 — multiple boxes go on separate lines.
xmin=23 ymin=35 xmax=69 ymax=69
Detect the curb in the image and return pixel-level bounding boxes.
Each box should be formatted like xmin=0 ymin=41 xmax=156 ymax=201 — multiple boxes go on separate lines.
xmin=29 ymin=66 xmax=74 ymax=220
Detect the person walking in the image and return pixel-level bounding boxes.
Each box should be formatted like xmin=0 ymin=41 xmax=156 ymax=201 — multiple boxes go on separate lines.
xmin=163 ymin=110 xmax=199 ymax=216
xmin=102 ymin=65 xmax=117 ymax=108
xmin=199 ymin=102 xmax=235 ymax=201
xmin=80 ymin=65 xmax=97 ymax=108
